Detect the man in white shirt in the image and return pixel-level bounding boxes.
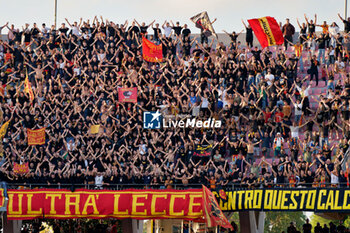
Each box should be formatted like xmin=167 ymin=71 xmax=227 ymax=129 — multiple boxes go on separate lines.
xmin=265 ymin=69 xmax=274 ymax=85
xmin=290 ymin=96 xmax=305 ymax=123
xmin=295 ymin=83 xmax=311 ymax=98
xmin=282 ymin=120 xmax=309 ymax=147
xmin=41 ymin=23 xmax=50 ymax=38
xmin=162 ymin=21 xmax=172 ymax=38
xmin=65 ymin=18 xmax=82 ymax=36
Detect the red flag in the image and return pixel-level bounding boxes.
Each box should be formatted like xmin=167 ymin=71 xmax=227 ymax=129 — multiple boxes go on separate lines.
xmin=142 ymin=37 xmax=163 ymax=62
xmin=248 ymin=16 xmax=284 ymax=48
xmin=13 ymin=162 xmax=29 ymax=174
xmin=202 ymin=185 xmax=232 ymax=229
xmin=118 ymin=87 xmax=138 ymax=103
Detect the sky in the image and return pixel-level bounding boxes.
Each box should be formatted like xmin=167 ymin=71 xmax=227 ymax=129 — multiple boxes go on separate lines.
xmin=0 ymin=0 xmax=348 ymax=33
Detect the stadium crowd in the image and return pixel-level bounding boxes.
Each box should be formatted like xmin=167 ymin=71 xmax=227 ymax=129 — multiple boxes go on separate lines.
xmin=0 ymin=14 xmax=349 ymax=192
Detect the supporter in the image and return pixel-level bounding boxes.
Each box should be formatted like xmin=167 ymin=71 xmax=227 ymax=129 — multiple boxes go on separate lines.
xmin=338 ymin=13 xmax=350 ymax=33
xmin=282 ymin=18 xmax=295 ymax=49
xmin=304 ymin=14 xmax=317 ymax=37
xmin=241 ymin=19 xmax=253 ymax=48
xmin=0 ymin=13 xmax=348 ymax=193
xmin=302 ymin=219 xmax=312 ymax=233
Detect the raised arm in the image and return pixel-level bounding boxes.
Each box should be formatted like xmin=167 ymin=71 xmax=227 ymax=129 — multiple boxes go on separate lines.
xmin=296 ymin=18 xmax=302 ymax=29
xmin=241 ymin=19 xmax=247 ymax=28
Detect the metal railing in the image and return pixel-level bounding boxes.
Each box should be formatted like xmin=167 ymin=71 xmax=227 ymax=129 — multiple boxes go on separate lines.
xmin=3 ymin=182 xmax=349 ymax=191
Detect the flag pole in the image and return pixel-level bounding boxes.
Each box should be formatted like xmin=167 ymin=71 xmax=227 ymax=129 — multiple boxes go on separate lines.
xmin=54 ymin=0 xmax=57 ymax=29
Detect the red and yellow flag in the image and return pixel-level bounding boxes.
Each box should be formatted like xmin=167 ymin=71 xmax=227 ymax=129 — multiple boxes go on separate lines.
xmin=142 ymin=37 xmax=163 ymax=62
xmin=0 ymin=119 xmax=11 ymax=140
xmin=202 ymin=185 xmax=232 ymax=229
xmin=24 ymin=72 xmax=34 ymax=102
xmin=248 ymin=16 xmax=284 ymax=48
xmin=13 ymin=162 xmax=29 ymax=174
xmin=27 ymin=128 xmax=46 ymax=145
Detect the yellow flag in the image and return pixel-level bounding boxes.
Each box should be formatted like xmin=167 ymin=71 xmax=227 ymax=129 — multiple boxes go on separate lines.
xmin=24 ymin=71 xmax=34 ymax=102
xmin=90 ymin=125 xmax=100 ymax=134
xmin=0 ymin=119 xmax=11 ymax=140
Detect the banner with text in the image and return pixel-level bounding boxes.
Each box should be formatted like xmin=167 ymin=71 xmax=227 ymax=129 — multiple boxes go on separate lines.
xmin=7 ymin=189 xmax=203 ymax=220
xmin=13 ymin=162 xmax=29 ymax=174
xmin=193 ymin=144 xmax=213 ymax=157
xmin=27 ymin=128 xmax=46 ymax=145
xmin=142 ymin=37 xmax=163 ymax=62
xmin=248 ymin=16 xmax=284 ymax=48
xmin=214 ymin=189 xmax=350 ymax=212
xmin=6 ymin=188 xmax=350 ymax=220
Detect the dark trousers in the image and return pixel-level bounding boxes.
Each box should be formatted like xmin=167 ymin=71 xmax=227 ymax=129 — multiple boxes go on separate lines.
xmin=201 ymin=33 xmax=208 ymax=44
xmin=246 ymin=38 xmax=253 ymax=48
xmin=309 ymin=69 xmax=319 ymax=86
xmin=284 ymin=35 xmax=293 ymax=49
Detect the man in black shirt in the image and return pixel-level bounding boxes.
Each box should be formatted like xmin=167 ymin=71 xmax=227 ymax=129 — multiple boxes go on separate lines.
xmin=22 ymin=23 xmax=32 ymax=44
xmin=308 ymin=55 xmax=319 ymax=86
xmin=251 ymin=46 xmax=262 ymax=62
xmin=128 ymin=21 xmax=140 ymax=37
xmin=171 ymin=21 xmax=182 ymax=36
xmin=302 ymin=219 xmax=312 ymax=233
xmin=314 ymin=223 xmax=323 ymax=233
xmin=152 ymin=23 xmax=162 ymax=42
xmin=31 ymin=23 xmax=40 ymax=39
xmin=337 ymin=221 xmax=346 ymax=233
xmin=316 ymin=33 xmax=327 ymax=64
xmin=338 ymin=13 xmax=350 ymax=33
xmin=182 ymin=24 xmax=191 ymax=40
xmin=287 ymin=222 xmax=297 ymax=233
xmin=134 ymin=19 xmax=155 ymax=37
xmin=59 ymin=23 xmax=69 ymax=35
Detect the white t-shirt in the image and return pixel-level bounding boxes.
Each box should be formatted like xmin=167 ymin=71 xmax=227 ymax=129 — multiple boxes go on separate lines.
xmin=329 ymin=26 xmax=339 ymax=37
xmin=95 ymin=175 xmax=103 ymax=187
xmin=163 ymin=26 xmax=172 ymax=37
xmin=296 ymin=85 xmax=310 ymax=97
xmin=201 ymin=97 xmax=209 ymax=108
xmin=265 ymin=74 xmax=274 ymax=85
xmin=294 ymin=103 xmax=302 ymax=116
xmin=290 ymin=126 xmax=299 ymax=138
xmin=72 ymin=26 xmax=80 ymax=36
xmin=41 ymin=27 xmax=50 ymax=34
xmin=331 ymin=173 xmax=339 ymax=185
